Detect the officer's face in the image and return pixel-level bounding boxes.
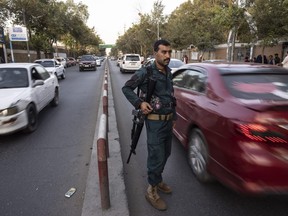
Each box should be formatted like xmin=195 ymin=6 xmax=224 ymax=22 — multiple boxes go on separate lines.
xmin=155 ymin=45 xmax=172 ymax=69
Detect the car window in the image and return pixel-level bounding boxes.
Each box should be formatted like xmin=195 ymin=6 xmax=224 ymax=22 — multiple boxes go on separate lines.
xmin=34 ymin=65 xmax=50 ymax=80
xmin=223 ymin=74 xmax=288 ymax=101
xmin=81 ymin=55 xmax=94 ymax=61
xmin=125 ymin=55 xmax=140 ymax=61
xmin=0 ymin=68 xmax=29 ymax=88
xmin=35 ymin=60 xmax=54 ymax=68
xmin=173 ymin=69 xmax=206 ymax=93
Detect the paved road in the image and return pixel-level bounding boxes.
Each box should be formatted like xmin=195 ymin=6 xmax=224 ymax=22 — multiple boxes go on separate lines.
xmin=0 ymin=64 xmax=104 ymax=216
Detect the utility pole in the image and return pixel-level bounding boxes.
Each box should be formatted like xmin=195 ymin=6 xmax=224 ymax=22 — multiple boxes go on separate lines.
xmin=23 ymin=9 xmax=31 ymax=62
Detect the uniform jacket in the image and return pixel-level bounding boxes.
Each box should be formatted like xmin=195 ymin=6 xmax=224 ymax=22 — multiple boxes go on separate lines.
xmin=122 ymin=62 xmax=177 ymax=120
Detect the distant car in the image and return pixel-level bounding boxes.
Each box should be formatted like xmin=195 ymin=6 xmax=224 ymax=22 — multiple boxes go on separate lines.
xmin=143 ymin=58 xmax=184 ymax=73
xmin=79 ymin=55 xmax=97 ymax=71
xmin=94 ymin=56 xmax=101 ymax=67
xmin=120 ymin=54 xmax=142 ymax=73
xmin=34 ymin=59 xmax=65 ymax=80
xmin=172 ymin=62 xmax=288 ymax=194
xmin=76 ymin=56 xmax=82 ymax=64
xmin=117 ymin=56 xmax=123 ymax=66
xmin=54 ymin=56 xmax=67 ymax=68
xmin=68 ymin=57 xmax=77 ymax=66
xmin=0 ymin=63 xmax=60 ymax=135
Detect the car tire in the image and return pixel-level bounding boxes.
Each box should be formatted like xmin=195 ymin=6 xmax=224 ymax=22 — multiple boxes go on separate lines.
xmin=94 ymin=67 xmax=97 ymax=71
xmin=188 ymin=128 xmax=213 ymax=182
xmin=61 ymin=71 xmax=66 ymax=79
xmin=79 ymin=68 xmax=82 ymax=72
xmin=50 ymin=88 xmax=59 ymax=107
xmin=24 ymin=104 xmax=38 ymax=133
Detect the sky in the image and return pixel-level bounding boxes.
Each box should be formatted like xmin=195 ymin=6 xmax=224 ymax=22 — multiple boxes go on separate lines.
xmin=74 ymin=0 xmax=188 ymax=44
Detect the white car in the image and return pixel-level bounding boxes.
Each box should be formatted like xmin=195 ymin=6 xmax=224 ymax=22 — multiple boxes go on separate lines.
xmin=54 ymin=56 xmax=67 ymax=68
xmin=143 ymin=58 xmax=184 ymax=73
xmin=120 ymin=54 xmax=142 ymax=73
xmin=94 ymin=56 xmax=101 ymax=67
xmin=0 ymin=63 xmax=60 ymax=135
xmin=35 ymin=59 xmax=66 ymax=79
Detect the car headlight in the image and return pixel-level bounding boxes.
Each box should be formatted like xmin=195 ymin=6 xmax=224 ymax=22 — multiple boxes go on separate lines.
xmin=0 ymin=100 xmax=28 ymax=117
xmin=0 ymin=106 xmax=19 ymax=116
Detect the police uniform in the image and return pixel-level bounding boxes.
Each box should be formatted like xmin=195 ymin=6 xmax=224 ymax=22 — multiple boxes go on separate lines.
xmin=122 ymin=62 xmax=176 ymax=187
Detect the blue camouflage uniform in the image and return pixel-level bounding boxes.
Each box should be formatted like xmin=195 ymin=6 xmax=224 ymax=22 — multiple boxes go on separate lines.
xmin=122 ymin=62 xmax=177 ymax=186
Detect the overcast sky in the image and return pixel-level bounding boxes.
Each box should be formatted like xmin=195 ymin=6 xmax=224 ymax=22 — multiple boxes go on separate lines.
xmin=74 ymin=0 xmax=188 ymax=44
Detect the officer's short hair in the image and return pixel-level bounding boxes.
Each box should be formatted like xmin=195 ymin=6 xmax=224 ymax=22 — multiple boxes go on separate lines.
xmin=153 ymin=39 xmax=171 ymax=52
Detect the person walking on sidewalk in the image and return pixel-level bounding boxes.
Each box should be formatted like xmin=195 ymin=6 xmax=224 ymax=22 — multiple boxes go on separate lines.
xmin=122 ymin=39 xmax=177 ymax=211
xmin=282 ymin=51 xmax=288 ymax=68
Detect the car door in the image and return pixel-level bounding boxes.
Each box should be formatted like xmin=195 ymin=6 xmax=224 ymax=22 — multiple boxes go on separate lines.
xmin=173 ymin=68 xmax=207 ymax=142
xmin=54 ymin=60 xmax=63 ymax=76
xmin=34 ymin=65 xmax=55 ymax=110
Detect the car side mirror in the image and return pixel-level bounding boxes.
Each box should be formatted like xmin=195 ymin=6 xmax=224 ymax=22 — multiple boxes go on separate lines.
xmin=32 ymin=80 xmax=44 ymax=87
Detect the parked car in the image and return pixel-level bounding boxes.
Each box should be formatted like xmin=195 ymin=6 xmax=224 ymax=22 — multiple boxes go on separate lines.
xmin=120 ymin=54 xmax=142 ymax=73
xmin=0 ymin=63 xmax=60 ymax=135
xmin=143 ymin=58 xmax=184 ymax=73
xmin=172 ymin=62 xmax=288 ymax=194
xmin=34 ymin=59 xmax=65 ymax=80
xmin=54 ymin=56 xmax=67 ymax=68
xmin=79 ymin=55 xmax=97 ymax=71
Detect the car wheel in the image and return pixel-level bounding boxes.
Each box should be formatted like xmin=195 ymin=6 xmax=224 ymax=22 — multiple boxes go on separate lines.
xmin=24 ymin=104 xmax=38 ymax=133
xmin=188 ymin=128 xmax=213 ymax=182
xmin=79 ymin=68 xmax=82 ymax=72
xmin=94 ymin=67 xmax=97 ymax=71
xmin=61 ymin=71 xmax=66 ymax=79
xmin=50 ymin=88 xmax=59 ymax=107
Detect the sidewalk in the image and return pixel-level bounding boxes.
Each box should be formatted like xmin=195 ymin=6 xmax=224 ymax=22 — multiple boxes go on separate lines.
xmin=81 ymin=63 xmax=129 ymax=216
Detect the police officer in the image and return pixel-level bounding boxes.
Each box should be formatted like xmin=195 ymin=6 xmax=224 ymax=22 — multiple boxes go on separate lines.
xmin=122 ymin=39 xmax=176 ymax=211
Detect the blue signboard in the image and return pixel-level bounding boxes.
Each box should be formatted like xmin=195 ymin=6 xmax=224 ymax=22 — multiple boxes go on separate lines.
xmin=0 ymin=27 xmax=5 ymax=44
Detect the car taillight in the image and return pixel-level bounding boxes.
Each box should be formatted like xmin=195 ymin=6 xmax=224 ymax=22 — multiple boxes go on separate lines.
xmin=238 ymin=123 xmax=287 ymax=143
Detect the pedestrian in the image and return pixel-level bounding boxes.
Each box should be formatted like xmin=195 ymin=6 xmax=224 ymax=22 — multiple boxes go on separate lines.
xmin=282 ymin=51 xmax=288 ymax=68
xmin=268 ymin=55 xmax=275 ymax=65
xmin=122 ymin=39 xmax=177 ymax=211
xmin=274 ymin=53 xmax=281 ymax=65
xmin=183 ymin=54 xmax=188 ymax=64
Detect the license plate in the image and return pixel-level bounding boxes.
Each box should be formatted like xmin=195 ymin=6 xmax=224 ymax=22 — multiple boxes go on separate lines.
xmin=85 ymin=65 xmax=89 ymax=67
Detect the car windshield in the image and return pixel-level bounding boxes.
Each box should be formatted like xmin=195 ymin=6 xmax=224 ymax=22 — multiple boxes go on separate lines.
xmin=0 ymin=68 xmax=29 ymax=88
xmin=169 ymin=60 xmax=184 ymax=68
xmin=222 ymin=73 xmax=288 ymax=101
xmin=35 ymin=60 xmax=54 ymax=67
xmin=81 ymin=56 xmax=94 ymax=61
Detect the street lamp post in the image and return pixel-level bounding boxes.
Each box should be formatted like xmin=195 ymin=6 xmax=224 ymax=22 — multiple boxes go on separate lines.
xmin=146 ymin=22 xmax=160 ymax=40
xmin=23 ymin=9 xmax=31 ymax=62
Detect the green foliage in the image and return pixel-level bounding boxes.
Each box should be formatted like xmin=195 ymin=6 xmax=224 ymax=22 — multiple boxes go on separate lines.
xmin=115 ymin=0 xmax=288 ymax=57
xmin=3 ymin=0 xmax=102 ymax=56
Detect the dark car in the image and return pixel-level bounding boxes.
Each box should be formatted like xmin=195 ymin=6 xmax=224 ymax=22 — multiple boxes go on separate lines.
xmin=79 ymin=55 xmax=97 ymax=71
xmin=172 ymin=62 xmax=288 ymax=194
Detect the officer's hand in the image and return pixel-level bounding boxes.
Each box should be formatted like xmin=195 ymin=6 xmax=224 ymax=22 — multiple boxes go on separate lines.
xmin=140 ymin=102 xmax=153 ymax=115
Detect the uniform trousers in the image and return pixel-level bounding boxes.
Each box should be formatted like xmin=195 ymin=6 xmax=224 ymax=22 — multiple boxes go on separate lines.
xmin=145 ymin=118 xmax=173 ymax=186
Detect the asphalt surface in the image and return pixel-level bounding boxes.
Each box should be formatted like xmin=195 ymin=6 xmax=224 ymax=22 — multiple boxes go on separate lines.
xmin=81 ymin=62 xmax=129 ymax=216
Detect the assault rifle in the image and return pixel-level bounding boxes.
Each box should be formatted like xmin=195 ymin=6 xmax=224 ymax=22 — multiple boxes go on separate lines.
xmin=126 ymin=68 xmax=156 ymax=164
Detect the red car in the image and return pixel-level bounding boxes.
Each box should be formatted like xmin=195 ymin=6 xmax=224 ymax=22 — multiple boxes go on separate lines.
xmin=172 ymin=62 xmax=288 ymax=194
